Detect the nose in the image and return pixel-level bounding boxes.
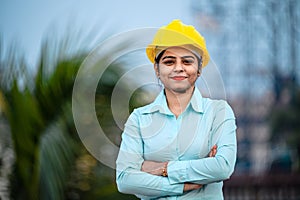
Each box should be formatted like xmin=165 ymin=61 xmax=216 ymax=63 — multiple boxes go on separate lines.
xmin=173 ymin=61 xmax=184 ymax=72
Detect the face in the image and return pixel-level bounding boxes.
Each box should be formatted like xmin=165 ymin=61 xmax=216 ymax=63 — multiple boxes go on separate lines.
xmin=154 ymin=46 xmax=201 ymax=94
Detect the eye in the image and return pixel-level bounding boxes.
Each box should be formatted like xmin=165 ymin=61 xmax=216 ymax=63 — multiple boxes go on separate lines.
xmin=162 ymin=59 xmax=175 ymax=66
xmin=182 ymin=59 xmax=195 ymax=65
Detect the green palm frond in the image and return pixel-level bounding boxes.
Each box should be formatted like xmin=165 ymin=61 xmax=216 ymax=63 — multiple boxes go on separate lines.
xmin=0 ymin=34 xmax=87 ymax=199
xmin=0 ymin=29 xmax=143 ymax=199
xmin=39 ymin=104 xmax=77 ymax=200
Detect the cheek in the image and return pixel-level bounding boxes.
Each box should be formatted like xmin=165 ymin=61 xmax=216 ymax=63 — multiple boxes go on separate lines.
xmin=158 ymin=67 xmax=172 ymax=77
xmin=187 ymin=67 xmax=199 ymax=78
xmin=189 ymin=74 xmax=198 ymax=83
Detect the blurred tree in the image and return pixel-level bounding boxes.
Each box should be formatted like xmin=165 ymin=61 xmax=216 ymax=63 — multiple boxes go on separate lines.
xmin=0 ymin=34 xmax=139 ymax=200
xmin=269 ymin=85 xmax=300 ymax=173
xmin=0 ymin=38 xmax=86 ymax=199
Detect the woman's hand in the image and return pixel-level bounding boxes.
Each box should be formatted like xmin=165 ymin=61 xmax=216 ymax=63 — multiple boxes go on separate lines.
xmin=183 ymin=183 xmax=202 ymax=191
xmin=141 ymin=145 xmax=217 ymax=176
xmin=182 ymin=146 xmax=217 ymax=192
xmin=208 ymin=145 xmax=217 ymax=157
xmin=141 ymin=161 xmax=167 ymax=176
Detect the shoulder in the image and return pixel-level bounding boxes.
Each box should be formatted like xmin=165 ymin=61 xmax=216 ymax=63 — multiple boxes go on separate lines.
xmin=126 ymin=101 xmax=156 ymax=122
xmin=131 ymin=102 xmax=156 ymax=115
xmin=202 ymin=98 xmax=235 ymax=119
xmin=131 ymin=91 xmax=166 ymax=116
xmin=205 ymin=98 xmax=230 ymax=107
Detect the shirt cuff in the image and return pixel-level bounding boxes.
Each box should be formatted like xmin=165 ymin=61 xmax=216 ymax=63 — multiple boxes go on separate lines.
xmin=162 ymin=178 xmax=185 ymax=196
xmin=167 ymin=160 xmax=189 ymax=184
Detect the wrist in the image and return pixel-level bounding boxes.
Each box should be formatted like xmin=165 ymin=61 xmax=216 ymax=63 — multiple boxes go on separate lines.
xmin=162 ymin=162 xmax=168 ymax=177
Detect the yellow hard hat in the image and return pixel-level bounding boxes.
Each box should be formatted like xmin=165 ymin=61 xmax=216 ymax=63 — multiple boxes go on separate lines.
xmin=146 ymin=19 xmax=210 ymax=67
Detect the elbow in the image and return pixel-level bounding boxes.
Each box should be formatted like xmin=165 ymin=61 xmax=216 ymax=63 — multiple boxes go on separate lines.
xmin=116 ymin=176 xmax=150 ymax=200
xmin=116 ymin=181 xmax=128 ymax=194
xmin=116 ymin=178 xmax=123 ymax=193
xmin=116 ymin=172 xmax=141 ymax=195
xmin=216 ymin=157 xmax=235 ymax=180
xmin=219 ymin=165 xmax=234 ymax=180
xmin=116 ymin=174 xmax=133 ymax=194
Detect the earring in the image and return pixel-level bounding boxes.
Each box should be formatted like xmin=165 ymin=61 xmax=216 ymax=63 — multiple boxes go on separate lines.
xmin=157 ymin=76 xmax=163 ymax=89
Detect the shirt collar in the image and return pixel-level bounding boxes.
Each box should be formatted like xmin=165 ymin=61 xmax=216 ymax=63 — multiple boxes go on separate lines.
xmin=189 ymin=87 xmax=204 ymax=113
xmin=141 ymin=87 xmax=204 ymax=115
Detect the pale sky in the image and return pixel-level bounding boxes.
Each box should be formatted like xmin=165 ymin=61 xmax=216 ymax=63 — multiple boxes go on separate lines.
xmin=0 ymin=0 xmax=193 ymax=65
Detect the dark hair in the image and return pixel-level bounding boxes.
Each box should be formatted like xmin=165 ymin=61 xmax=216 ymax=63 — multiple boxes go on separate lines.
xmin=155 ymin=50 xmax=166 ymax=64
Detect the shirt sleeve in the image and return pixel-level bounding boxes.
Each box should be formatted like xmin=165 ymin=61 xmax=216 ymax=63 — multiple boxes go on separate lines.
xmin=116 ymin=109 xmax=184 ymax=198
xmin=167 ymin=101 xmax=237 ymax=185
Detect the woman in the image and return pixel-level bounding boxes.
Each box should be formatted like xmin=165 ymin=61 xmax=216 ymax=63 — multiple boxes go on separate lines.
xmin=116 ymin=19 xmax=237 ymax=199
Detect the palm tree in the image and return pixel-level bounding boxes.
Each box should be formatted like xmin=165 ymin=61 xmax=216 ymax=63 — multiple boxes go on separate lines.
xmin=0 ymin=36 xmax=88 ymax=199
xmin=0 ymin=33 xmax=139 ymax=199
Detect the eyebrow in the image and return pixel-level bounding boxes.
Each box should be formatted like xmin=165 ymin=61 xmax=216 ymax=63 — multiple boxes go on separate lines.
xmin=162 ymin=56 xmax=176 ymax=60
xmin=181 ymin=56 xmax=195 ymax=60
xmin=162 ymin=55 xmax=195 ymax=61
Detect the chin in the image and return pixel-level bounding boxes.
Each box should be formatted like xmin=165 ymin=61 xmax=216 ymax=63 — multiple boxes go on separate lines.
xmin=165 ymin=84 xmax=195 ymax=94
xmin=170 ymin=87 xmax=191 ymax=94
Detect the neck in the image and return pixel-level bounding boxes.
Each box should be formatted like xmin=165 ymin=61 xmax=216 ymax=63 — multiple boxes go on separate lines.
xmin=164 ymin=87 xmax=195 ymax=117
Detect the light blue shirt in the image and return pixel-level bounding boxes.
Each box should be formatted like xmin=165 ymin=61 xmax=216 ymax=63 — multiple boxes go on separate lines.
xmin=116 ymin=87 xmax=237 ymax=200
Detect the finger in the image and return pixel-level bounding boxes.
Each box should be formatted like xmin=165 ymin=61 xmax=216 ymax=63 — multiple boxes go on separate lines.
xmin=209 ymin=145 xmax=217 ymax=157
xmin=210 ymin=146 xmax=215 ymax=153
xmin=213 ymin=145 xmax=217 ymax=156
xmin=212 ymin=145 xmax=217 ymax=154
xmin=194 ymin=184 xmax=202 ymax=189
xmin=208 ymin=145 xmax=215 ymax=157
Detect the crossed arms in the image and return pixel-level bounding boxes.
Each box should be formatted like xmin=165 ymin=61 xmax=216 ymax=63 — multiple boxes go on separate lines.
xmin=116 ymin=103 xmax=237 ymax=199
xmin=141 ymin=144 xmax=218 ymax=192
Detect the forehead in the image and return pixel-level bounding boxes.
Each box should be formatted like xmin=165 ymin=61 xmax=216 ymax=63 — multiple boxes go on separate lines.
xmin=162 ymin=46 xmax=196 ymax=58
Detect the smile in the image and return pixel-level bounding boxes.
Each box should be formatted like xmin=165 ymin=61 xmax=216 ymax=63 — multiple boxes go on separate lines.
xmin=171 ymin=76 xmax=187 ymax=81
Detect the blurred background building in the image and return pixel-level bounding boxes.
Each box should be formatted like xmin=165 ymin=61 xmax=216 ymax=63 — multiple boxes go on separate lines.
xmin=190 ymin=0 xmax=300 ymax=175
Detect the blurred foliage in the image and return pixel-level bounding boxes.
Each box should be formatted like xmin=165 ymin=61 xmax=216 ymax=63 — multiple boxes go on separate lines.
xmin=269 ymin=84 xmax=300 ymax=172
xmin=0 ymin=33 xmax=139 ymax=199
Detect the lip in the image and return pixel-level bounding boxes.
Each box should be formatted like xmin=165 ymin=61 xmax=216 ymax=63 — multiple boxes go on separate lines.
xmin=171 ymin=76 xmax=187 ymax=81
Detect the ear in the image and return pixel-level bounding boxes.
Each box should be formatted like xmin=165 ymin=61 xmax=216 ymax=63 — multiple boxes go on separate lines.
xmin=197 ymin=66 xmax=202 ymax=77
xmin=197 ymin=59 xmax=203 ymax=77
